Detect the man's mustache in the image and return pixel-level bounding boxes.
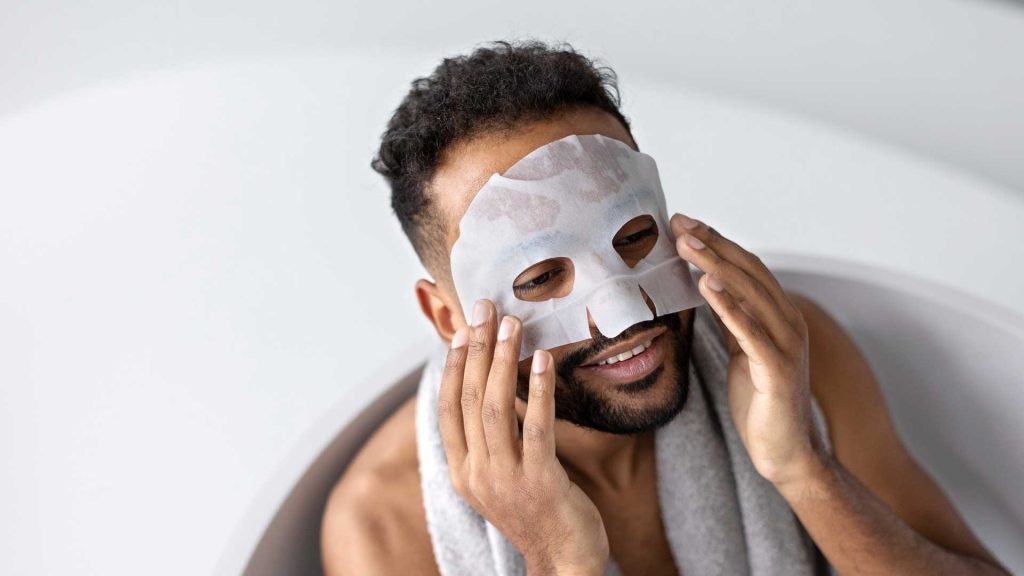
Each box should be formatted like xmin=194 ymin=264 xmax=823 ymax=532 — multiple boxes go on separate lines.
xmin=560 ymin=310 xmax=682 ymax=370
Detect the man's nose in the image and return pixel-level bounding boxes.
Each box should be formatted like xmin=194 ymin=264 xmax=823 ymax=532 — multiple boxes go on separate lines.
xmin=584 ymin=285 xmax=658 ymax=338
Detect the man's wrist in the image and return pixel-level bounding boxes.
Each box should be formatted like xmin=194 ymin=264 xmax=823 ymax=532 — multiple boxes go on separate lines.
xmin=526 ymin=554 xmax=607 ymax=576
xmin=770 ymin=424 xmax=840 ymax=499
xmin=773 ymin=450 xmax=839 ymax=505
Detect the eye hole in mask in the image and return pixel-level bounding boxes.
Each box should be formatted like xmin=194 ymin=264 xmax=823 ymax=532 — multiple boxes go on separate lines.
xmin=512 ymin=257 xmax=575 ymax=302
xmin=612 ymin=214 xmax=659 ymax=268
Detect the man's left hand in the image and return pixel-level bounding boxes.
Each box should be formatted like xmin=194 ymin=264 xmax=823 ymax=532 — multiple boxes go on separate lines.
xmin=670 ymin=212 xmax=830 ymax=488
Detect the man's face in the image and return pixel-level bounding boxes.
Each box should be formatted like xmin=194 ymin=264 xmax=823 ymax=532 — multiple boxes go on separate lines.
xmin=431 ymin=107 xmax=695 ymax=434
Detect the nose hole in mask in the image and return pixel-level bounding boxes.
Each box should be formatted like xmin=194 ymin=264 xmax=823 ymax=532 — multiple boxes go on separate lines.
xmin=638 ymin=284 xmax=658 ymax=316
xmin=512 ymin=257 xmax=575 ymax=302
xmin=612 ymin=214 xmax=658 ymax=268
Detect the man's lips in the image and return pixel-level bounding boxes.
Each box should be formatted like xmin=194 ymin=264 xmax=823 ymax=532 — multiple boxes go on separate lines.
xmin=579 ymin=326 xmax=668 ymax=367
xmin=577 ymin=331 xmax=666 ymax=384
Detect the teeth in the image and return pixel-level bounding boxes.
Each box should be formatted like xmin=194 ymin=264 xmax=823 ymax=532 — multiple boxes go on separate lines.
xmin=595 ymin=339 xmax=653 ymax=366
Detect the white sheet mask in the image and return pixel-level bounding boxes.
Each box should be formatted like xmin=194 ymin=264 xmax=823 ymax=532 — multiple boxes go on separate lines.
xmin=450 ymin=133 xmax=705 ymax=361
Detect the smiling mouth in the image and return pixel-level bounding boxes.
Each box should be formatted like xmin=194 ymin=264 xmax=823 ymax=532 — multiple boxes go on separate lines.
xmin=580 ymin=325 xmax=667 ymax=367
xmin=577 ymin=328 xmax=668 ymax=385
xmin=588 ymin=338 xmax=654 ymax=366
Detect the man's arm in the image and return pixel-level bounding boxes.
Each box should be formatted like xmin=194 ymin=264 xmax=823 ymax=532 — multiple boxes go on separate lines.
xmin=321 ymin=464 xmax=439 ymax=576
xmin=781 ymin=292 xmax=1010 ymax=575
xmin=320 ymin=398 xmax=441 ymax=576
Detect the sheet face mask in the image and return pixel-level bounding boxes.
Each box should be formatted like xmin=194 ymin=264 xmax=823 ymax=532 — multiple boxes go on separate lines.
xmin=450 ymin=133 xmax=705 ymax=361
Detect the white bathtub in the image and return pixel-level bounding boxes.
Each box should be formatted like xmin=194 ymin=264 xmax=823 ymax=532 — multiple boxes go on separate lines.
xmin=222 ymin=253 xmax=1024 ymax=575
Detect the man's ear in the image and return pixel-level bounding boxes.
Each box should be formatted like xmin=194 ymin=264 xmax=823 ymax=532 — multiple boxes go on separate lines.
xmin=415 ymin=278 xmax=465 ymax=345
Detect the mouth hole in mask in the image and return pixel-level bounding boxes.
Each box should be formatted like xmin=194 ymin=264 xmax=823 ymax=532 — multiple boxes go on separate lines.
xmin=613 ymin=214 xmax=658 ymax=268
xmin=512 ymin=257 xmax=576 ymax=302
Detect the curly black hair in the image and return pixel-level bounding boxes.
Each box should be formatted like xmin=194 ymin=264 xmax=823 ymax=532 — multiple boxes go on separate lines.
xmin=370 ymin=38 xmax=635 ymax=282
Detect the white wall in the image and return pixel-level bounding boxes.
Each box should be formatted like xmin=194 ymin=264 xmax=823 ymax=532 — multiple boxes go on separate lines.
xmin=2 ymin=0 xmax=1023 ymax=193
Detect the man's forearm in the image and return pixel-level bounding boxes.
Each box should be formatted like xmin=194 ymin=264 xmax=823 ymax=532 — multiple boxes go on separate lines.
xmin=775 ymin=455 xmax=1009 ymax=575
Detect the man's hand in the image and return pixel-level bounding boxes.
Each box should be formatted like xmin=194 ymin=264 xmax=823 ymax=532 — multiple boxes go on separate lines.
xmin=670 ymin=213 xmax=829 ymax=488
xmin=439 ymin=299 xmax=610 ymax=576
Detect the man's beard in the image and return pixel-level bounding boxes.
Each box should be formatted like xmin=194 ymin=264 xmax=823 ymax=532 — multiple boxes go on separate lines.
xmin=515 ymin=309 xmax=695 ymax=435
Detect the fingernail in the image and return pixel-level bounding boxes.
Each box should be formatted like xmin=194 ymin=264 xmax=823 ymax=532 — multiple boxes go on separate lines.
xmin=531 ymin=350 xmax=549 ymax=373
xmin=675 ymin=213 xmax=701 ymax=230
xmin=684 ymin=233 xmax=706 ymax=250
xmin=472 ymin=299 xmax=490 ymax=327
xmin=451 ymin=326 xmax=469 ymax=348
xmin=497 ymin=316 xmax=514 ymax=341
xmin=707 ymin=273 xmax=724 ymax=292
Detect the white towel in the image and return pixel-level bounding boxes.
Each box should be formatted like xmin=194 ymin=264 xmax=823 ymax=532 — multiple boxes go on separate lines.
xmin=415 ymin=303 xmax=834 ymax=575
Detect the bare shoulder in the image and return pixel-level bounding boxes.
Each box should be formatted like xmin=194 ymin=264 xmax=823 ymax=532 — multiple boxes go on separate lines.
xmin=320 ymin=394 xmax=440 ymax=576
xmin=786 ymin=291 xmax=1004 ymax=568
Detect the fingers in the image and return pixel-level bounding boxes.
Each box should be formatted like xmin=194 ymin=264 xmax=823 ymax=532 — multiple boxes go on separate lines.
xmin=671 ymin=213 xmax=802 ymax=326
xmin=439 ymin=326 xmax=470 ymax=466
xmin=699 ymin=273 xmax=786 ymax=376
xmin=671 ymin=214 xmax=803 ymax=356
xmin=701 ymin=255 xmax=801 ymax=354
xmin=522 ymin=350 xmax=557 ymax=473
xmin=463 ymin=299 xmax=498 ymax=461
xmin=484 ymin=315 xmax=524 ymax=464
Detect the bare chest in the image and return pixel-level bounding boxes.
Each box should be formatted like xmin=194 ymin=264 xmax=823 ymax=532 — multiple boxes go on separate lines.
xmin=600 ymin=498 xmax=679 ymax=576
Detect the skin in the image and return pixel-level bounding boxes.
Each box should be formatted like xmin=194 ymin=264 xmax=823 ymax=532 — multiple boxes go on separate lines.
xmin=321 ymin=107 xmax=1010 ymax=575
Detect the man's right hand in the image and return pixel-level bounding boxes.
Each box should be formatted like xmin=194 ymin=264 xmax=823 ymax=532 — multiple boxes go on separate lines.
xmin=438 ymin=298 xmax=610 ymax=576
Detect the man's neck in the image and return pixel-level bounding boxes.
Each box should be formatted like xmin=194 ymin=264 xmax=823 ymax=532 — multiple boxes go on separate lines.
xmin=561 ymin=423 xmax=656 ymax=494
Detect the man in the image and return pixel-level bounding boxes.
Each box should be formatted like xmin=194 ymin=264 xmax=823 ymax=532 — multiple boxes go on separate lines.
xmin=321 ymin=39 xmax=1008 ymax=575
